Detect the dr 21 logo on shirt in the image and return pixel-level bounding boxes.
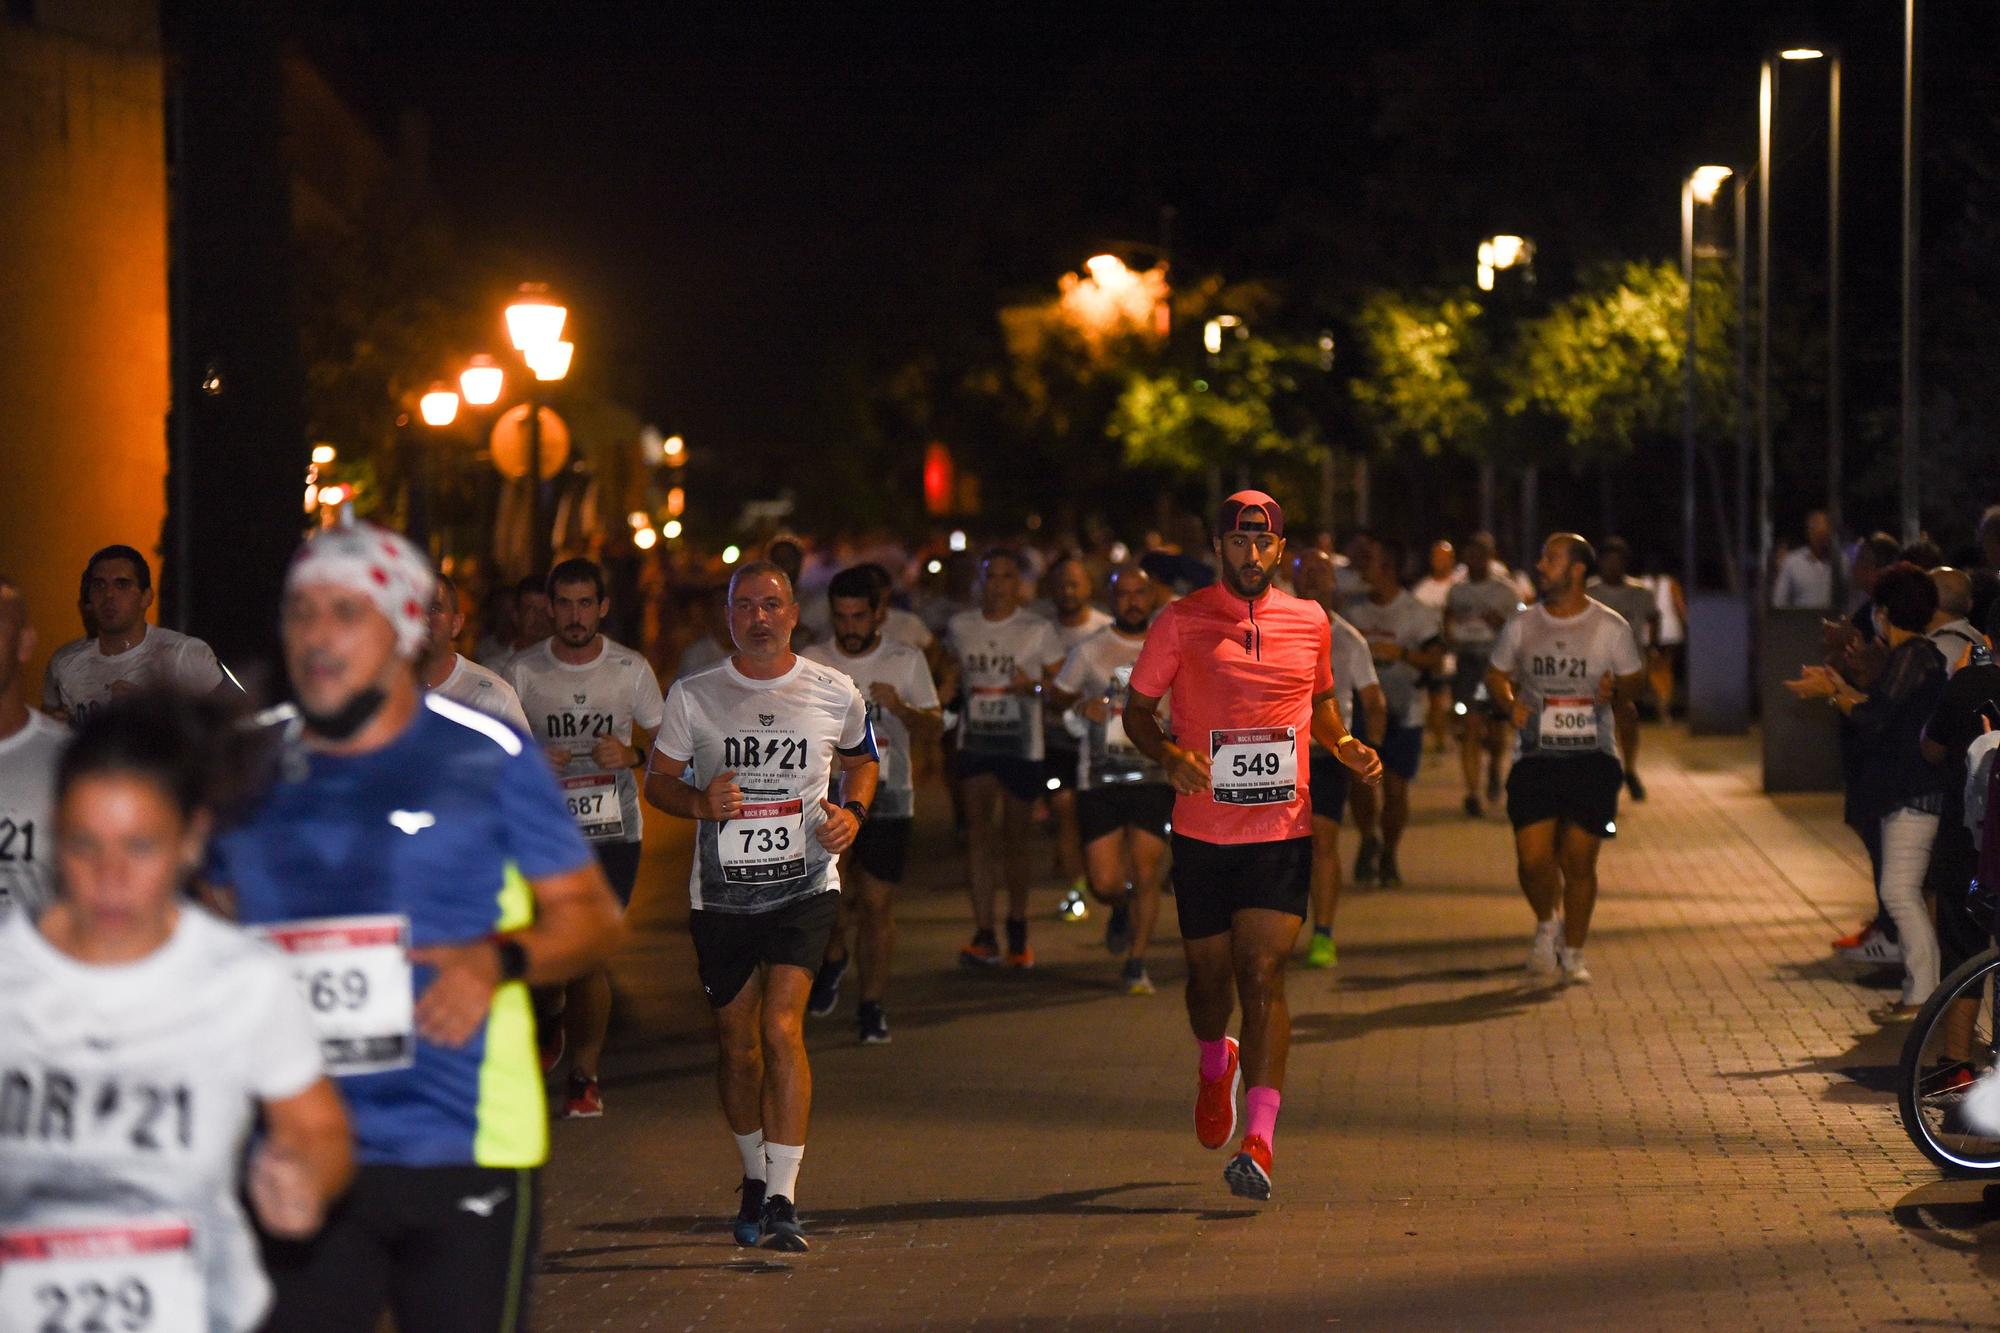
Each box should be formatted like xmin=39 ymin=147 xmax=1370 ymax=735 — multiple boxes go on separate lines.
xmin=545 ymin=713 xmax=615 ymax=739
xmin=722 ymin=736 xmax=809 ymax=770
xmin=1529 ymin=655 xmax=1588 ymax=680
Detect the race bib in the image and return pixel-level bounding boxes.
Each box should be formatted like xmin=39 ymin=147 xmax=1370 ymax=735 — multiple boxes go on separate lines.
xmin=256 ymin=914 xmax=414 ymax=1074
xmin=561 ymin=772 xmax=628 ymax=841
xmin=719 ymin=799 xmax=807 ymax=884
xmin=1538 ymin=696 xmax=1600 ymax=750
xmin=964 ymin=686 xmax=1026 ymax=748
xmin=0 ymin=1220 xmax=203 ymax=1333
xmin=1210 ymin=728 xmax=1298 ymax=805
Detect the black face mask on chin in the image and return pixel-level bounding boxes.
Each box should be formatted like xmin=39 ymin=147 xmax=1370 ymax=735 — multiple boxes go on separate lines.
xmin=301 ymin=686 xmax=388 ymax=741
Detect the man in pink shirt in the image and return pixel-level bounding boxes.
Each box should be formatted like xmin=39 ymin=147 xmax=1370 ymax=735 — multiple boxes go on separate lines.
xmin=1124 ymin=491 xmax=1382 ymax=1199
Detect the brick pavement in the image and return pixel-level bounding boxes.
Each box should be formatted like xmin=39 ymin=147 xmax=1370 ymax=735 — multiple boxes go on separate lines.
xmin=536 ymin=730 xmax=2000 ymax=1330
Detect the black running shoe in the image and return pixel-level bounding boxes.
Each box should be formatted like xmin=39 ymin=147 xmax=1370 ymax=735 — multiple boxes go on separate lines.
xmin=807 ymin=954 xmax=847 ymax=1017
xmin=1104 ymin=900 xmax=1133 ymax=956
xmin=857 ymin=1002 xmax=890 ymax=1045
xmin=1462 ymin=794 xmax=1483 ymax=819
xmin=1378 ymin=854 xmax=1403 ymax=888
xmin=1486 ymin=767 xmax=1503 ymax=803
xmin=1353 ymin=836 xmax=1381 ymax=886
xmin=733 ymin=1177 xmax=766 ymax=1246
xmin=759 ymin=1194 xmax=808 ymax=1252
xmin=1625 ymin=772 xmax=1647 ymax=802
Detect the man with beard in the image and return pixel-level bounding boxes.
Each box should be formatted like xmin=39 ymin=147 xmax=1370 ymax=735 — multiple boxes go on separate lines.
xmin=44 ymin=545 xmax=233 ymax=722
xmin=801 ymin=564 xmax=941 ymax=1042
xmin=0 ymin=578 xmax=66 ymax=914
xmin=644 ymin=561 xmax=878 ymax=1252
xmin=507 ymin=558 xmax=665 ymax=1118
xmin=207 ymin=523 xmax=623 ymax=1331
xmin=1486 ymin=534 xmax=1646 ymax=985
xmin=1049 ymin=564 xmax=1174 ymax=993
xmin=1124 ymin=492 xmax=1383 ymax=1200
xmin=1045 ymin=555 xmax=1112 ymax=923
xmin=420 ymin=571 xmax=529 ymax=732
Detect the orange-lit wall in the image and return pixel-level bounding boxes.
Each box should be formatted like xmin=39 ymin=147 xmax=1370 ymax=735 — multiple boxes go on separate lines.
xmin=0 ymin=8 xmax=168 ymax=697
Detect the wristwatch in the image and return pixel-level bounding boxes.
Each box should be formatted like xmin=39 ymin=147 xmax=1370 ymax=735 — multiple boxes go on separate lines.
xmin=843 ymin=800 xmax=870 ymax=825
xmin=1336 ymin=734 xmax=1363 ymax=751
xmin=491 ymin=935 xmax=529 ymax=982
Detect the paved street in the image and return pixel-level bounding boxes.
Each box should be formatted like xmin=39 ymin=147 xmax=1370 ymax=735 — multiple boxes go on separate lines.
xmin=537 ymin=729 xmax=2000 ymax=1330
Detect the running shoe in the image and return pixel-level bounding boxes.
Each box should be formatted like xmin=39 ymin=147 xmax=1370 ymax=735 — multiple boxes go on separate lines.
xmin=807 ymin=953 xmax=847 ymax=1018
xmin=1005 ymin=919 xmax=1034 ymax=968
xmin=758 ymin=1195 xmax=808 ymax=1252
xmin=733 ymin=1177 xmax=767 ymax=1246
xmin=1378 ymin=853 xmax=1403 ymax=888
xmin=1625 ymin=772 xmax=1647 ymax=802
xmin=1353 ymin=836 xmax=1381 ymax=886
xmin=560 ymin=1075 xmax=603 ymax=1120
xmin=538 ymin=1024 xmax=566 ymax=1077
xmin=857 ymin=1003 xmax=891 ymax=1045
xmin=1194 ymin=1036 xmax=1241 ymax=1149
xmin=1223 ymin=1135 xmax=1274 ymax=1201
xmin=959 ymin=931 xmax=1002 ymax=968
xmin=1463 ymin=794 xmax=1483 ymax=819
xmin=1486 ymin=767 xmax=1503 ymax=803
xmin=1557 ymin=944 xmax=1591 ymax=985
xmin=1829 ymin=921 xmax=1874 ymax=950
xmin=1525 ymin=919 xmax=1561 ymax=976
xmin=1122 ymin=958 xmax=1155 ymax=995
xmin=1104 ymin=900 xmax=1133 ymax=955
xmin=1057 ymin=885 xmax=1090 ymax=923
xmin=1305 ymin=930 xmax=1336 ymax=970
xmin=1839 ymin=931 xmax=1904 ymax=966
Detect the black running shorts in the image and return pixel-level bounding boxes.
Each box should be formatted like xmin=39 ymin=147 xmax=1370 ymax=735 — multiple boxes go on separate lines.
xmin=1505 ymin=753 xmax=1622 ymax=838
xmin=689 ymin=891 xmax=840 ymax=1008
xmin=1077 ymin=782 xmax=1174 ymax=844
xmin=958 ymin=752 xmax=1049 ymax=803
xmin=261 ymin=1164 xmax=539 ymax=1333
xmin=593 ymin=838 xmax=643 ymax=908
xmin=849 ymin=816 xmax=912 ymax=885
xmin=1308 ymin=750 xmax=1351 ymax=823
xmin=1169 ymin=833 xmax=1313 ymax=940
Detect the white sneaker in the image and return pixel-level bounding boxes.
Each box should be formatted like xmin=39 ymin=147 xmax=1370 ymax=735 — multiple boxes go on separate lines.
xmin=1558 ymin=944 xmax=1592 ymax=985
xmin=1526 ymin=920 xmax=1561 ymax=976
xmin=1839 ymin=932 xmax=1904 ymax=965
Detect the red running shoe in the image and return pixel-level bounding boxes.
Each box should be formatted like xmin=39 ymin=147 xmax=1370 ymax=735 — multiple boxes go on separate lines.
xmin=560 ymin=1075 xmax=603 ymax=1120
xmin=1224 ymin=1134 xmax=1273 ymax=1201
xmin=1194 ymin=1037 xmax=1240 ymax=1150
xmin=1830 ymin=921 xmax=1874 ymax=950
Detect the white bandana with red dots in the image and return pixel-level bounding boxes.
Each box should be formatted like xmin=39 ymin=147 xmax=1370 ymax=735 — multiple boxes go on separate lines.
xmin=284 ymin=522 xmax=436 ymax=659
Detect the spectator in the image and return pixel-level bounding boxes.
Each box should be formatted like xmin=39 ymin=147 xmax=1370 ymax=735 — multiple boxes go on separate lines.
xmin=1772 ymin=510 xmax=1845 ymax=609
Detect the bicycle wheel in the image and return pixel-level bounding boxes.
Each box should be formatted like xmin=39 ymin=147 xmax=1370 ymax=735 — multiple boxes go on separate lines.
xmin=1898 ymin=947 xmax=2000 ymax=1175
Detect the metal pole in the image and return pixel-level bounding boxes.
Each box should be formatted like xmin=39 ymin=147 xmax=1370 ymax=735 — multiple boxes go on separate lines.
xmin=1682 ymin=178 xmax=1699 ymax=597
xmin=1827 ymin=57 xmax=1844 ymax=592
xmin=1757 ymin=60 xmax=1775 ymax=594
xmin=527 ymin=394 xmax=546 ymax=574
xmin=1901 ymin=0 xmax=1921 ymax=543
xmin=1735 ymin=177 xmax=1751 ymax=588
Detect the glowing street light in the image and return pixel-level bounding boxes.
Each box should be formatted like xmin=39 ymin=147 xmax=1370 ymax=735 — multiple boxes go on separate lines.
xmin=722 ymin=544 xmax=742 ymax=565
xmin=418 ymin=384 xmax=460 ymax=427
xmin=1779 ymin=47 xmax=1825 ymax=61
xmin=1690 ymin=164 xmax=1734 ymax=205
xmin=1475 ymin=234 xmax=1534 ymax=292
xmin=528 ymin=340 xmax=574 ymax=382
xmin=504 ymin=283 xmax=567 ymax=354
xmin=632 ymin=527 xmax=658 ymax=551
xmin=663 ymin=519 xmax=683 ymax=540
xmin=460 ymin=355 xmax=505 ymax=406
xmin=663 ymin=434 xmax=686 ymax=463
xmin=311 ymin=444 xmax=336 ymax=465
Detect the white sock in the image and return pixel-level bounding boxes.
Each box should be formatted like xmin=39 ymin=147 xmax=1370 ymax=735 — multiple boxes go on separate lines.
xmin=1535 ymin=918 xmax=1560 ymax=937
xmin=765 ymin=1141 xmax=805 ymax=1202
xmin=734 ymin=1130 xmax=766 ymax=1182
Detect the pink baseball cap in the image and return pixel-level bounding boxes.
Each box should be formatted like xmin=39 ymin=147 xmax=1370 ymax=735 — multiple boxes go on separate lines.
xmin=1218 ymin=489 xmax=1284 ymax=537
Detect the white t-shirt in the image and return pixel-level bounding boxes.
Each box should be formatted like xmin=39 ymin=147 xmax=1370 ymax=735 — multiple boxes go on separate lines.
xmin=1772 ymin=546 xmax=1844 ymax=610
xmin=803 ymin=638 xmax=939 ymax=820
xmin=45 ymin=627 xmax=227 ymax=723
xmin=38 ymin=638 xmax=90 ymax=713
xmin=428 ymin=655 xmax=529 ymax=733
xmin=1327 ymin=613 xmax=1382 ymax=736
xmin=1047 ymin=609 xmax=1113 ymax=752
xmin=799 ymin=597 xmax=935 ymax=654
xmin=1488 ymin=600 xmax=1645 ymax=761
xmin=654 ymin=657 xmax=874 ymax=914
xmin=0 ymin=906 xmax=323 ymax=1333
xmin=1413 ymin=572 xmax=1461 ymax=611
xmin=0 ymin=711 xmax=66 ymax=914
xmin=1053 ymin=626 xmax=1167 ymax=789
xmin=1342 ymin=591 xmax=1442 ymax=728
xmin=507 ymin=638 xmax=666 ymax=845
xmin=945 ymin=609 xmax=1066 ymax=762
xmin=1445 ymin=577 xmax=1520 ymax=650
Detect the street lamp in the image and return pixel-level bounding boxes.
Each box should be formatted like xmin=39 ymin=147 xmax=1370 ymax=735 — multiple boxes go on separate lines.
xmin=1475 ymin=234 xmax=1532 ymax=292
xmin=501 ymin=284 xmax=571 ymax=576
xmin=460 ymin=354 xmax=504 ymax=407
xmin=529 ymin=340 xmax=575 ymax=382
xmin=418 ymin=384 xmax=460 ymax=427
xmin=504 ymin=284 xmax=567 ymax=355
xmin=1477 ymin=234 xmax=1535 ymax=551
xmin=1682 ymin=168 xmax=1736 ymax=597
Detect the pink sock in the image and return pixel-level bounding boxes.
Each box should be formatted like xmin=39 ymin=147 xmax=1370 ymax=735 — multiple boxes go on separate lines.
xmin=1245 ymin=1086 xmax=1281 ymax=1144
xmin=1198 ymin=1037 xmax=1232 ymax=1081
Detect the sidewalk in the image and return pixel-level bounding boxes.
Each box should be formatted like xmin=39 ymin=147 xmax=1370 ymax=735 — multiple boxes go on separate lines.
xmin=539 ymin=728 xmax=2000 ymax=1330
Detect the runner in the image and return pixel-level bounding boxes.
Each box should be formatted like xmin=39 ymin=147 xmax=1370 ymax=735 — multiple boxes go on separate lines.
xmin=643 ymin=560 xmax=878 ymax=1252
xmin=1586 ymin=538 xmax=1661 ymax=801
xmin=1045 ymin=555 xmax=1113 ymax=923
xmin=421 ymin=571 xmax=530 ymax=732
xmin=1124 ymin=491 xmax=1382 ymax=1200
xmin=43 ymin=545 xmax=232 ymax=723
xmin=0 ymin=695 xmax=354 ymax=1333
xmin=1486 ymin=533 xmax=1646 ymax=985
xmin=208 ymin=523 xmax=623 ymax=1331
xmin=476 ymin=576 xmax=555 ymax=677
xmin=1342 ymin=539 xmax=1444 ymax=886
xmin=1444 ymin=533 xmax=1521 ymax=817
xmin=677 ymin=584 xmax=737 ymax=679
xmin=507 ymin=558 xmax=665 ymax=1118
xmin=0 ymin=579 xmax=65 ymax=915
xmin=802 ymin=565 xmax=941 ymax=1041
xmin=942 ymin=548 xmax=1066 ymax=967
xmin=1288 ymin=550 xmax=1387 ymax=970
xmin=1049 ymin=563 xmax=1175 ymax=993
xmin=1413 ymin=539 xmax=1462 ymax=755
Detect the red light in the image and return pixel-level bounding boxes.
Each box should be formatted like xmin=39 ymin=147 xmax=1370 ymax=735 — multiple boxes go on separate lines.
xmin=924 ymin=442 xmax=955 ymax=516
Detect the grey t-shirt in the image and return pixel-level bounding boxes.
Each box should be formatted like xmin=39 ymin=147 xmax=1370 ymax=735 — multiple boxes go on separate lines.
xmin=1444 ymin=577 xmax=1520 ymax=651
xmin=1342 ymin=591 xmax=1442 ymax=728
xmin=1589 ymin=579 xmax=1659 ymax=662
xmin=1488 ymin=600 xmax=1645 ymax=760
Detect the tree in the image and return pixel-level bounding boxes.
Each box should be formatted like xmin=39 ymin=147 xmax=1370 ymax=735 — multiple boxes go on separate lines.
xmin=1107 ymin=333 xmax=1330 ymax=476
xmin=1349 ymin=291 xmax=1491 ymax=458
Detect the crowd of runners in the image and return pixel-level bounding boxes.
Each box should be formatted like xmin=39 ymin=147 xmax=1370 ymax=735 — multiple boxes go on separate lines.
xmin=0 ymin=495 xmax=1683 ymax=1328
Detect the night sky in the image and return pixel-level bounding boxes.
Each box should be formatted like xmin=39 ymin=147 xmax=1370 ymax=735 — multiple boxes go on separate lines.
xmin=307 ymin=0 xmax=1986 ymax=519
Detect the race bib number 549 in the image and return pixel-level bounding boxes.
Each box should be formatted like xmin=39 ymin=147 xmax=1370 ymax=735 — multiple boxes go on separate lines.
xmin=1209 ymin=727 xmax=1298 ymax=805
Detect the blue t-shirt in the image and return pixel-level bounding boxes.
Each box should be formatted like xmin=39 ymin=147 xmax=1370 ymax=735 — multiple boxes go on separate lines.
xmin=208 ymin=695 xmax=592 ymax=1168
